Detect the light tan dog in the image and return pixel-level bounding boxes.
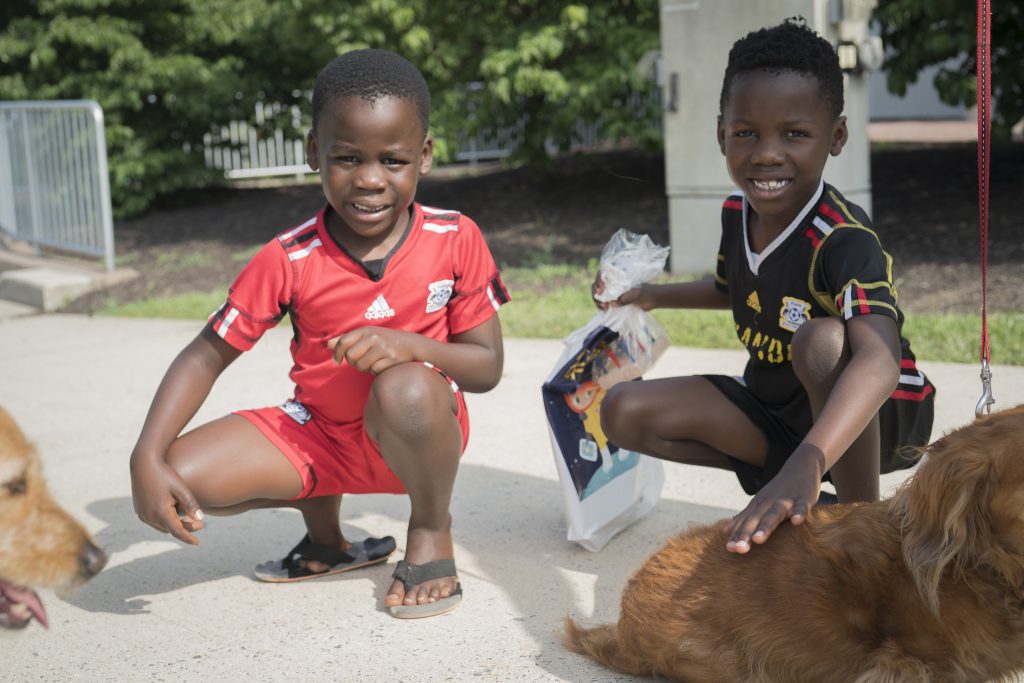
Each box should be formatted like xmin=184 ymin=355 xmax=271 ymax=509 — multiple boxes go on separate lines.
xmin=564 ymin=404 xmax=1024 ymax=682
xmin=0 ymin=406 xmax=106 ymax=629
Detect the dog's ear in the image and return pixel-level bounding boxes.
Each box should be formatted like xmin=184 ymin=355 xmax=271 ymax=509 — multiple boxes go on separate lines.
xmin=891 ymin=420 xmax=996 ymax=616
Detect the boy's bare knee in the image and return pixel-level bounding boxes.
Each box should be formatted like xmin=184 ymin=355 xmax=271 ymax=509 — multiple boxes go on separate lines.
xmin=791 ymin=317 xmax=848 ymax=389
xmin=165 ymin=442 xmax=208 ymax=503
xmin=600 ymin=383 xmax=636 ymax=444
xmin=369 ymin=363 xmax=453 ymax=438
xmin=165 ymin=442 xmax=190 ymax=479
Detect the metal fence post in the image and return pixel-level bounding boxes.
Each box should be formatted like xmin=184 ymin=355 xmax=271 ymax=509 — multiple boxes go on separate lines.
xmin=0 ymin=100 xmax=117 ymax=271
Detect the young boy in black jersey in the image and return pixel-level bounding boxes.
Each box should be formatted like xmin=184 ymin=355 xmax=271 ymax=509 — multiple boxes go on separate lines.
xmin=595 ymin=18 xmax=934 ymax=553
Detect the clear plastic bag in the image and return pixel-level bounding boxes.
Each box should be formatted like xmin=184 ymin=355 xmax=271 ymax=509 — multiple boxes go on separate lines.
xmin=590 ymin=229 xmax=671 ymax=388
xmin=592 ymin=229 xmax=671 ymax=303
xmin=590 ymin=305 xmax=670 ymax=388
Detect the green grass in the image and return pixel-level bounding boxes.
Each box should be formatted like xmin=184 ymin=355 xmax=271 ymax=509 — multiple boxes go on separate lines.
xmin=97 ymin=289 xmax=225 ymax=319
xmin=901 ymin=312 xmax=1024 ymax=367
xmin=231 ymin=244 xmax=264 ymax=262
xmin=499 ymin=264 xmax=1024 ymax=365
xmin=155 ymin=249 xmax=216 ymax=269
xmin=94 ymin=264 xmax=1024 ymax=366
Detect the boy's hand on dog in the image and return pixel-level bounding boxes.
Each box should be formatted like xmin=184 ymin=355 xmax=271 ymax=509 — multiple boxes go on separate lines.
xmin=130 ymin=458 xmax=205 ymax=545
xmin=327 ymin=327 xmax=418 ymax=373
xmin=725 ymin=447 xmax=824 ymax=553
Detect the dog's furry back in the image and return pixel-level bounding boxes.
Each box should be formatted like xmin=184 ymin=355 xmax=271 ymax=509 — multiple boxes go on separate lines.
xmin=564 ymin=405 xmax=1024 ymax=682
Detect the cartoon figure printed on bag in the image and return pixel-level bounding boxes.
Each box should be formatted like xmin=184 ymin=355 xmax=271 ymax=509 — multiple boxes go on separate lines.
xmin=544 ymin=328 xmax=646 ymax=500
xmin=564 ymin=381 xmax=614 ymax=473
xmin=564 ymin=381 xmax=634 ymax=475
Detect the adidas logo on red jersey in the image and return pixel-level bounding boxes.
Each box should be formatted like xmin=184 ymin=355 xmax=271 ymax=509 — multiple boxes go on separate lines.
xmin=364 ymin=294 xmax=396 ymax=320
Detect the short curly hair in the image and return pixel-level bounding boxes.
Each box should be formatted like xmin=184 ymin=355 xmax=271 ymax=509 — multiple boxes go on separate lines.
xmin=719 ymin=18 xmax=844 ymax=119
xmin=311 ymin=49 xmax=430 ymax=135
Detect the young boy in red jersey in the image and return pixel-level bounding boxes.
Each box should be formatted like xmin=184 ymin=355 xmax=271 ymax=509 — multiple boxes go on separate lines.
xmin=130 ymin=49 xmax=509 ymax=618
xmin=596 ymin=19 xmax=934 ymax=553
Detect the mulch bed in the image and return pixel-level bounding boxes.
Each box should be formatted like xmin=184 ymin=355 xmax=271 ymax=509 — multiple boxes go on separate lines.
xmin=61 ymin=143 xmax=1023 ymax=315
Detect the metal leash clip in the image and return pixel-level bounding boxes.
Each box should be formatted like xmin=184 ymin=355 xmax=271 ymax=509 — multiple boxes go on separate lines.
xmin=976 ymin=358 xmax=995 ymax=418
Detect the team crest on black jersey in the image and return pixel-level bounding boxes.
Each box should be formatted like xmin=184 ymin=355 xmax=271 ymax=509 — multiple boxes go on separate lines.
xmin=779 ymin=296 xmax=811 ymax=332
xmin=425 ymin=279 xmax=455 ymax=313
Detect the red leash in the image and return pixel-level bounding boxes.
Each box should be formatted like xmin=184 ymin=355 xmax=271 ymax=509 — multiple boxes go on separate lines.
xmin=976 ymin=0 xmax=995 ymax=417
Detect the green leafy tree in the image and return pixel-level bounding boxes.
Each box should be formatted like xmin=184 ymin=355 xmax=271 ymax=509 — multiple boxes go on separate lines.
xmin=0 ymin=0 xmax=279 ymax=216
xmin=0 ymin=0 xmax=660 ymax=216
xmin=258 ymin=0 xmax=662 ymax=167
xmin=874 ymin=0 xmax=1023 ymax=140
xmin=430 ymin=0 xmax=661 ymax=168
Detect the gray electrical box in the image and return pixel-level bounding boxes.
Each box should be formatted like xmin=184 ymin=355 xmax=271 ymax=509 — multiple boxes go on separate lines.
xmin=660 ymin=0 xmax=879 ymax=273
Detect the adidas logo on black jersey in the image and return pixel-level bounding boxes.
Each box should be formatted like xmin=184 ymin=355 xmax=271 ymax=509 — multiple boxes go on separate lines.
xmin=364 ymin=294 xmax=396 ymax=320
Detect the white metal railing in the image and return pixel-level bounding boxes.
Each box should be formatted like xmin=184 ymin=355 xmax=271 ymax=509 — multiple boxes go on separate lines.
xmin=0 ymin=100 xmax=115 ymax=272
xmin=201 ymin=88 xmax=662 ymax=179
xmin=201 ymin=102 xmax=309 ymax=180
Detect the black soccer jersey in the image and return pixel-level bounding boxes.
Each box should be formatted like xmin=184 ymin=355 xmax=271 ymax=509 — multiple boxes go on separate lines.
xmin=714 ymin=180 xmax=933 ymax=411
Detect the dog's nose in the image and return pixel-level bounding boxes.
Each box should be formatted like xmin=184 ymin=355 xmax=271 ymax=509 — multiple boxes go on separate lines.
xmin=81 ymin=542 xmax=107 ymax=578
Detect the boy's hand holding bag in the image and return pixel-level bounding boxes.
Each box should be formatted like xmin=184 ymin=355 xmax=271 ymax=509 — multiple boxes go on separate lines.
xmin=542 ymin=230 xmax=670 ymax=551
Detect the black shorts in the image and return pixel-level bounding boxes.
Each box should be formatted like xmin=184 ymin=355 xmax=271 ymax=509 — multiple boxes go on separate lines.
xmin=703 ymin=374 xmax=936 ymax=495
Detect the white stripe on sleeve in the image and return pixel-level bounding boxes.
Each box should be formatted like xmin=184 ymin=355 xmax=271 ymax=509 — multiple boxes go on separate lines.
xmin=278 ymin=217 xmax=317 ymax=242
xmin=217 ymin=307 xmax=240 ymax=338
xmin=287 ymin=238 xmax=323 ymax=261
xmin=423 ymin=222 xmax=459 ymax=234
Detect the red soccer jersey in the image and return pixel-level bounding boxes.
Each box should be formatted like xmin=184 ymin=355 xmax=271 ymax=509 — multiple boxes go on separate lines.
xmin=208 ymin=203 xmax=510 ymax=424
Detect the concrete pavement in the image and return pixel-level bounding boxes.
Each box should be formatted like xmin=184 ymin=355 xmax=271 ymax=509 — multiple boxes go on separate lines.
xmin=2 ymin=314 xmax=1023 ymax=681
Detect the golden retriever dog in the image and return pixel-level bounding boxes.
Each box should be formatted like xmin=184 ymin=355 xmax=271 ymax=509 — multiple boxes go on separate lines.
xmin=0 ymin=406 xmax=106 ymax=629
xmin=564 ymin=404 xmax=1024 ymax=682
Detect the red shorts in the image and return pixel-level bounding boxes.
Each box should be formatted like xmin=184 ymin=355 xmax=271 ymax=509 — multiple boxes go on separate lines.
xmin=236 ymin=363 xmax=469 ymax=499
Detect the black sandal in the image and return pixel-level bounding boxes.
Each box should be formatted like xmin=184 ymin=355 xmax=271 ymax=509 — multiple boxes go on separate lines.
xmin=387 ymin=558 xmax=462 ymax=618
xmin=253 ymin=534 xmax=396 ymax=583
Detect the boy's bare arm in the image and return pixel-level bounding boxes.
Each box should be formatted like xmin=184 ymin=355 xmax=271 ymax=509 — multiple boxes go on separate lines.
xmin=794 ymin=313 xmax=901 ymax=474
xmin=327 ymin=314 xmax=504 ymax=393
xmin=596 ymin=277 xmax=730 ymax=311
xmin=130 ymin=327 xmax=242 ymax=544
xmin=725 ymin=314 xmax=901 ymax=552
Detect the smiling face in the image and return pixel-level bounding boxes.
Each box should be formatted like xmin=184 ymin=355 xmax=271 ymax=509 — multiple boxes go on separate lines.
xmin=306 ymin=95 xmax=433 ymax=256
xmin=718 ymin=70 xmax=847 ymax=238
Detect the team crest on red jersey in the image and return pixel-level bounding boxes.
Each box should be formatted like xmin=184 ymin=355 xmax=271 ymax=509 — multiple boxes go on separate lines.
xmin=425 ymin=279 xmax=455 ymax=313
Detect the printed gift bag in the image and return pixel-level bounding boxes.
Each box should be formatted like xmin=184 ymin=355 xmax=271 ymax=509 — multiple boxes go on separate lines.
xmin=542 ymin=230 xmax=670 ymax=551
